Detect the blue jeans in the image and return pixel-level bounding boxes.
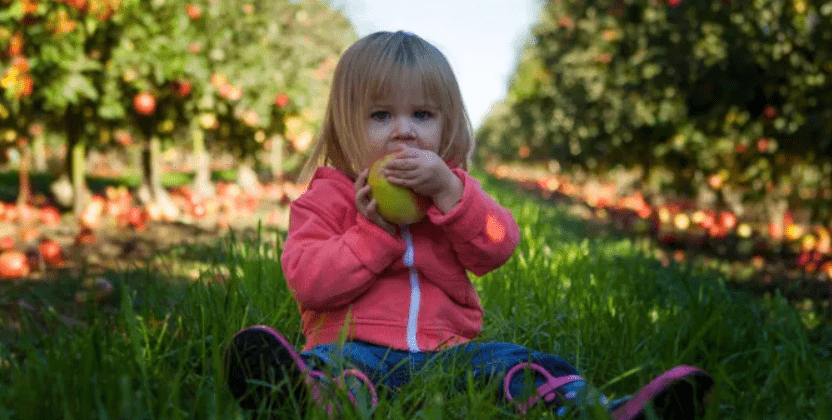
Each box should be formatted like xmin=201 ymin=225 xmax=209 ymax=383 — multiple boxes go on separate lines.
xmin=300 ymin=340 xmax=592 ymax=412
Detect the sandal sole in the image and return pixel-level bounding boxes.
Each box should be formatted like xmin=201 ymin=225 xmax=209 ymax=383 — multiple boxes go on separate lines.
xmin=223 ymin=325 xmax=308 ymax=411
xmin=611 ymin=366 xmax=714 ymax=420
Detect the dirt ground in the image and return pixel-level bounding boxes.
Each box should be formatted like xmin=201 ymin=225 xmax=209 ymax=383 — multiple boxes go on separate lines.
xmin=0 ymin=193 xmax=289 ymax=277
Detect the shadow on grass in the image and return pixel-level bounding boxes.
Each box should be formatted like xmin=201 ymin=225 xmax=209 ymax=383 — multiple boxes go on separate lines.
xmin=0 ymin=222 xmax=285 ymax=353
xmin=0 ymin=169 xmax=239 ymax=204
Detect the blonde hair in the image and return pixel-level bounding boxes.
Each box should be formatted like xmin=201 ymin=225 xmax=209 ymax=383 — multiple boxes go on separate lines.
xmin=296 ymin=31 xmax=475 ymax=185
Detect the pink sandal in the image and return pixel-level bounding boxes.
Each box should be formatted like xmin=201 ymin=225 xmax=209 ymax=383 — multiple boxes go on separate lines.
xmin=503 ymin=362 xmax=713 ymax=419
xmin=610 ymin=365 xmax=714 ymax=420
xmin=223 ymin=325 xmax=379 ymax=416
xmin=503 ymin=362 xmax=603 ymax=415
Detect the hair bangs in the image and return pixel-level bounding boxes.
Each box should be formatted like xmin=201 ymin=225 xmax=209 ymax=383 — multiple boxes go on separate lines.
xmin=366 ymin=36 xmax=445 ymax=111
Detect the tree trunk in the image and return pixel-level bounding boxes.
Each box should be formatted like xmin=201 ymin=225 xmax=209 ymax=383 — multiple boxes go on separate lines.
xmin=138 ymin=134 xmax=177 ymax=221
xmin=138 ymin=135 xmax=169 ymax=204
xmin=16 ymin=140 xmax=30 ymax=207
xmin=71 ymin=141 xmax=86 ymax=215
xmin=149 ymin=135 xmax=163 ymax=200
xmin=270 ymin=134 xmax=284 ymax=183
xmin=765 ymin=194 xmax=789 ymax=243
xmin=237 ymin=157 xmax=262 ymax=196
xmin=62 ymin=107 xmax=90 ymax=216
xmin=50 ymin=174 xmax=73 ymax=209
xmin=191 ymin=123 xmax=215 ymax=197
xmin=32 ymin=130 xmax=46 ymax=173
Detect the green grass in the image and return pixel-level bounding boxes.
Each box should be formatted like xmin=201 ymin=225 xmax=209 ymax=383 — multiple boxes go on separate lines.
xmin=1 ymin=166 xmax=830 ymax=419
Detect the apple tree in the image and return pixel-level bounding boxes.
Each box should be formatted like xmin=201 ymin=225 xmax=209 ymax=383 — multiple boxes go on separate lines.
xmin=1 ymin=0 xmax=122 ymax=213
xmin=184 ymin=0 xmax=354 ymax=195
xmin=105 ymin=0 xmax=200 ymax=212
xmin=478 ymin=0 xmax=832 ymax=230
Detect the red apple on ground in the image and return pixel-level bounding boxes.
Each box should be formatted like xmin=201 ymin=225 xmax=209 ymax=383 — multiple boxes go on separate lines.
xmin=16 ymin=204 xmax=38 ymax=223
xmin=38 ymin=240 xmax=64 ymax=266
xmin=0 ymin=250 xmax=30 ymax=278
xmin=0 ymin=236 xmax=14 ymax=250
xmin=191 ymin=202 xmax=207 ymax=219
xmin=75 ymin=228 xmax=97 ymax=245
xmin=123 ymin=207 xmax=147 ymax=230
xmin=367 ymin=153 xmax=430 ymax=225
xmin=39 ymin=206 xmax=61 ymax=226
xmin=20 ymin=227 xmax=40 ymax=245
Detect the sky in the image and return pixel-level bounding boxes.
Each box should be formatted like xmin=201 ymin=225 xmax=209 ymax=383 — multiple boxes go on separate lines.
xmin=325 ymin=0 xmax=544 ymax=131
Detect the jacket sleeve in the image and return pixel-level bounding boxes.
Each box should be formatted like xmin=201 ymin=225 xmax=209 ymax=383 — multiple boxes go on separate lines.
xmin=280 ymin=180 xmax=406 ymax=310
xmin=426 ymin=168 xmax=521 ymax=277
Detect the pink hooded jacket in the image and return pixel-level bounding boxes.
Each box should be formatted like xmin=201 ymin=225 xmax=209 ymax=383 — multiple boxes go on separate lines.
xmin=280 ymin=166 xmax=520 ymax=352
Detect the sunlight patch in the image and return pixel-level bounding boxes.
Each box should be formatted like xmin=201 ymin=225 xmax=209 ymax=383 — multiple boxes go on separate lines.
xmin=485 ymin=213 xmax=506 ymax=243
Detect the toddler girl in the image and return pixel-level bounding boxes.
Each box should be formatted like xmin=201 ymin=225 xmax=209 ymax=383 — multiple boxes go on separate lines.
xmin=224 ymin=30 xmax=713 ymax=419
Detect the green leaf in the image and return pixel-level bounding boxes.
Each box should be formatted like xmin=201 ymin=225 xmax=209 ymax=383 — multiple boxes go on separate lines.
xmin=99 ymin=100 xmax=126 ymax=120
xmin=40 ymin=44 xmax=62 ymax=64
xmin=64 ymin=73 xmax=99 ymax=102
xmin=42 ymin=78 xmax=71 ymax=110
xmin=0 ymin=2 xmax=24 ymax=21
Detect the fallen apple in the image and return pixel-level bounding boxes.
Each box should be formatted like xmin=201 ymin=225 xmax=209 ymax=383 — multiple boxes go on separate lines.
xmin=367 ymin=153 xmax=430 ymax=225
xmin=0 ymin=236 xmax=14 ymax=250
xmin=75 ymin=228 xmax=97 ymax=245
xmin=0 ymin=250 xmax=30 ymax=278
xmin=39 ymin=206 xmax=61 ymax=226
xmin=38 ymin=239 xmax=64 ymax=266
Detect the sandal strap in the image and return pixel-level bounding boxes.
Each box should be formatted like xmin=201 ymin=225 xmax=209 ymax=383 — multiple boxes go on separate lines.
xmin=340 ymin=368 xmax=380 ymax=407
xmin=307 ymin=368 xmax=379 ymax=416
xmin=306 ymin=370 xmax=330 ymax=405
xmin=503 ymin=362 xmax=585 ymax=413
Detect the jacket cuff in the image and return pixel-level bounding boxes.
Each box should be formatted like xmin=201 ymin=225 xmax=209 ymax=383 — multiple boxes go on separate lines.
xmin=426 ymin=168 xmax=485 ymax=241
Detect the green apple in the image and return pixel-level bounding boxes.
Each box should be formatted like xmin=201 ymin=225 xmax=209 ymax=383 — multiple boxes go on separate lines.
xmin=368 ymin=153 xmax=430 ymax=225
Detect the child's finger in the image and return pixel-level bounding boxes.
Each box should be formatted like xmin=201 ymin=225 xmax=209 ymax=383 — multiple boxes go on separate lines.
xmin=355 ymin=171 xmax=365 ymax=191
xmin=369 ymin=201 xmax=387 ymax=222
xmin=356 ymin=187 xmax=367 ymax=207
xmin=370 ymin=199 xmax=381 ymax=217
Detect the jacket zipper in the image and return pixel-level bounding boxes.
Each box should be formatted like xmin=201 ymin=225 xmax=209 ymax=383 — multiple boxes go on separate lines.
xmin=400 ymin=224 xmax=421 ymax=352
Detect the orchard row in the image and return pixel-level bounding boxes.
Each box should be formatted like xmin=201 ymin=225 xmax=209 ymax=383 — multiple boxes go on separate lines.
xmin=477 ymin=0 xmax=832 ymax=230
xmin=484 ymin=160 xmax=832 ymax=284
xmin=1 ymin=0 xmax=355 ymax=214
xmin=0 ymin=177 xmax=308 ymax=279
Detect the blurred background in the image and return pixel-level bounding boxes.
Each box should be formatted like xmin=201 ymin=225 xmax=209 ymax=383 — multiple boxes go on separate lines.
xmin=1 ymin=0 xmax=831 ymax=311
xmin=3 ymin=4 xmax=832 ymax=419
xmin=328 ymin=0 xmax=543 ymax=129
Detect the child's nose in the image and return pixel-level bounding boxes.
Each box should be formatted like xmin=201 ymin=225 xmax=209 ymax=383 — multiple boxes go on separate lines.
xmin=393 ymin=117 xmax=416 ymax=138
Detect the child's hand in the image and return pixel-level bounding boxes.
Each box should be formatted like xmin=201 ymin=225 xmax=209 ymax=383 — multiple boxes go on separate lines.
xmin=355 ymin=168 xmax=399 ymax=236
xmin=382 ymin=145 xmax=453 ymax=199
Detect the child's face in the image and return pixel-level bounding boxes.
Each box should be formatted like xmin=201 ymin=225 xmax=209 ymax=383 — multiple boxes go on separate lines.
xmin=364 ymin=80 xmax=443 ymax=167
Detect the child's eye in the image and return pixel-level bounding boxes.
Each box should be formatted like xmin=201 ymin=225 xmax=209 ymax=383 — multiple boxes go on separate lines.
xmin=414 ymin=110 xmax=433 ymax=120
xmin=370 ymin=111 xmax=390 ymax=121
